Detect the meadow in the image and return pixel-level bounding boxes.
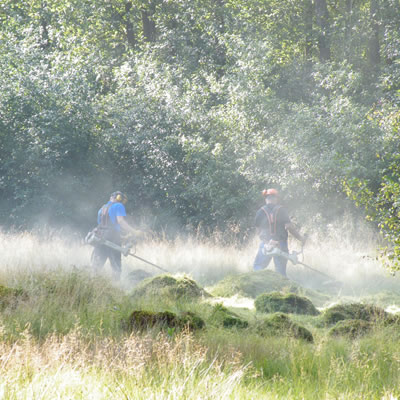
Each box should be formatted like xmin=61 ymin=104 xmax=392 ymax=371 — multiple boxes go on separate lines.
xmin=1 ymin=227 xmax=400 ymax=399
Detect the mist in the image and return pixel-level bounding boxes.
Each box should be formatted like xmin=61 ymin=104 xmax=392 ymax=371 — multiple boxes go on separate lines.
xmin=1 ymin=212 xmax=399 ymax=314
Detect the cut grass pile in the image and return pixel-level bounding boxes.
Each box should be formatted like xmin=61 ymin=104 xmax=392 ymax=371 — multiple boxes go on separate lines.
xmin=208 ymin=303 xmax=249 ymax=329
xmin=255 ymin=291 xmax=320 ymax=315
xmin=127 ymin=310 xmax=205 ymax=332
xmin=131 ymin=274 xmax=211 ymax=302
xmin=256 ymin=312 xmax=314 ymax=342
xmin=328 ymin=319 xmax=373 ymax=338
xmin=208 ymin=269 xmax=331 ymax=307
xmin=322 ymin=303 xmax=389 ymax=325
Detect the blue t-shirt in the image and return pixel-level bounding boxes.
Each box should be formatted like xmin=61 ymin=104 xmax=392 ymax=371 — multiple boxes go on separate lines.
xmin=97 ymin=201 xmax=127 ymax=231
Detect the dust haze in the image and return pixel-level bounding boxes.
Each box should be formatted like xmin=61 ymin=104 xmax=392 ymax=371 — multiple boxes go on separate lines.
xmin=1 ymin=212 xmax=399 ymax=313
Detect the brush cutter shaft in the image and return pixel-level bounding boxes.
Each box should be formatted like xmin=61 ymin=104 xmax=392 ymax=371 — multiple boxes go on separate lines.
xmin=86 ymin=231 xmax=168 ymax=272
xmin=127 ymin=253 xmax=169 ymax=273
xmin=264 ymin=247 xmax=336 ymax=280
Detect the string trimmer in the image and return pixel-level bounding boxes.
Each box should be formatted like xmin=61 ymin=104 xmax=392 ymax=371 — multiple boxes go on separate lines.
xmin=263 ymin=247 xmax=342 ymax=287
xmin=85 ymin=230 xmax=169 ymax=273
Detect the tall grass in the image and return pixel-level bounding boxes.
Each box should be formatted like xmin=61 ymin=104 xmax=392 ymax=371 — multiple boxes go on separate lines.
xmin=1 ymin=324 xmax=400 ymax=399
xmin=0 ymin=328 xmax=261 ymax=400
xmin=1 ymin=229 xmax=400 ymax=398
xmin=0 ymin=223 xmax=394 ymax=290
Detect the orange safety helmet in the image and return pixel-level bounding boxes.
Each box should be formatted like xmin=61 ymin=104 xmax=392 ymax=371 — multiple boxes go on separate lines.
xmin=262 ymin=188 xmax=279 ymax=198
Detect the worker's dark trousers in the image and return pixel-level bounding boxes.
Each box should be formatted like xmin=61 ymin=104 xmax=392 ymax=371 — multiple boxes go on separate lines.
xmin=253 ymin=241 xmax=289 ymax=277
xmin=91 ymin=231 xmax=122 ymax=280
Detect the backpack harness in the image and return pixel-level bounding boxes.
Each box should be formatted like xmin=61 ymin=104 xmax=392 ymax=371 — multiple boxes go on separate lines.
xmin=99 ymin=203 xmax=113 ymax=229
xmin=261 ymin=205 xmax=282 ymax=240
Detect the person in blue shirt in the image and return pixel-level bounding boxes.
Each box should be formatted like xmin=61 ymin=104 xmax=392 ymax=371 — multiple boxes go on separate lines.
xmin=91 ymin=191 xmax=144 ymax=280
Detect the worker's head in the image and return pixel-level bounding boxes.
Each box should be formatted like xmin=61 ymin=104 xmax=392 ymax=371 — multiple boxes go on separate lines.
xmin=262 ymin=188 xmax=279 ymax=204
xmin=110 ymin=191 xmax=128 ymax=204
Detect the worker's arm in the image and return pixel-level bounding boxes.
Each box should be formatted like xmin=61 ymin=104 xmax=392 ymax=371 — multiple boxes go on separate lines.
xmin=285 ymin=222 xmax=307 ymax=245
xmin=116 ymin=216 xmax=146 ymax=238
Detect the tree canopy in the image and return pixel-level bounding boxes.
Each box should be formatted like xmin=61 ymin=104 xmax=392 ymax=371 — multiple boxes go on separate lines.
xmin=1 ymin=0 xmax=400 ymax=260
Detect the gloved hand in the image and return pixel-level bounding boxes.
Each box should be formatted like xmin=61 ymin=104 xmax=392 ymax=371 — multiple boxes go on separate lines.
xmin=263 ymin=240 xmax=279 ymax=254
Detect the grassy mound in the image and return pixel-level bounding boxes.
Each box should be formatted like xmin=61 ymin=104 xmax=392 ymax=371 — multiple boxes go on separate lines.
xmin=328 ymin=319 xmax=372 ymax=338
xmin=209 ymin=303 xmax=249 ymax=329
xmin=255 ymin=292 xmax=320 ymax=315
xmin=256 ymin=313 xmax=313 ymax=342
xmin=208 ymin=270 xmax=330 ymax=306
xmin=131 ymin=274 xmax=211 ymax=302
xmin=322 ymin=303 xmax=387 ymax=325
xmin=127 ymin=310 xmax=205 ymax=332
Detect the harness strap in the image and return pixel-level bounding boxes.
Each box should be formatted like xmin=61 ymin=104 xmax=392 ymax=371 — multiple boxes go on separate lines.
xmin=99 ymin=203 xmax=113 ymax=228
xmin=261 ymin=205 xmax=282 ymax=237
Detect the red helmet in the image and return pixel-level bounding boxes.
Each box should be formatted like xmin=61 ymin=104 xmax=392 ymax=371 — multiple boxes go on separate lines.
xmin=262 ymin=188 xmax=279 ymax=198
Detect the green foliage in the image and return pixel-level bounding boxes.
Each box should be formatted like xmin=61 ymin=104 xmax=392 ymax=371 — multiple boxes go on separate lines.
xmin=0 ymin=0 xmax=400 ymax=240
xmin=255 ymin=291 xmax=320 ymax=315
xmin=344 ymin=145 xmax=400 ymax=270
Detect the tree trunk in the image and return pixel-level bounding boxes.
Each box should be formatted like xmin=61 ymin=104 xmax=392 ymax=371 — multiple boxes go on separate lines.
xmin=314 ymin=0 xmax=330 ymax=62
xmin=304 ymin=0 xmax=313 ymax=60
xmin=40 ymin=16 xmax=50 ymax=49
xmin=142 ymin=4 xmax=156 ymax=42
xmin=344 ymin=0 xmax=353 ymax=61
xmin=368 ymin=0 xmax=380 ymax=69
xmin=124 ymin=2 xmax=136 ymax=48
xmin=214 ymin=0 xmax=227 ymax=79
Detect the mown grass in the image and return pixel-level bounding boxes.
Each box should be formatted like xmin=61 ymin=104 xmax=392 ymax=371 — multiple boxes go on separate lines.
xmin=1 ymin=230 xmax=400 ymax=399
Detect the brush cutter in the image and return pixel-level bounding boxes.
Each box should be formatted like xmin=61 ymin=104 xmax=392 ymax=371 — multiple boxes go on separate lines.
xmin=85 ymin=230 xmax=169 ymax=273
xmin=263 ymin=246 xmax=342 ymax=287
